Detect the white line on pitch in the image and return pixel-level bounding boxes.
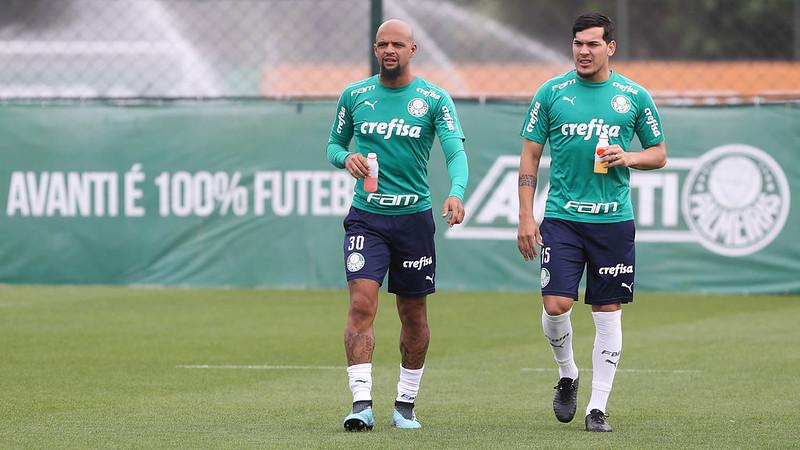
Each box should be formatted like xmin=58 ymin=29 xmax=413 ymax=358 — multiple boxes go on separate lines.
xmin=522 ymin=368 xmax=703 ymax=374
xmin=176 ymin=364 xmax=344 ymax=370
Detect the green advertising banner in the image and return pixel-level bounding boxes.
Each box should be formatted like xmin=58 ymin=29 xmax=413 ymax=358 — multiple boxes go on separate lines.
xmin=0 ymin=102 xmax=797 ymax=293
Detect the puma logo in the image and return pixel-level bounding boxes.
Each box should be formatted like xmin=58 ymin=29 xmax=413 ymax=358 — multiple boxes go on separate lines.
xmin=363 ymin=100 xmax=378 ymax=110
xmin=425 ymin=275 xmax=434 ymax=284
xmin=621 ymin=282 xmax=633 ymax=293
xmin=605 ymin=359 xmax=618 ymax=367
xmin=546 ymin=332 xmax=569 ymax=349
xmin=562 ymin=96 xmax=576 ymax=105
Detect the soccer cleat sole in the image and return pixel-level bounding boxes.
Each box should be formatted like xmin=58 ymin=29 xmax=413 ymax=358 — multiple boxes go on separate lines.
xmin=343 ymin=418 xmax=373 ymax=432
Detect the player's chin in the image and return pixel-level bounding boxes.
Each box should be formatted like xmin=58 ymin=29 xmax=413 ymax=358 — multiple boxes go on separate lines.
xmin=576 ymin=66 xmax=597 ymax=78
xmin=381 ymin=64 xmax=401 ymax=76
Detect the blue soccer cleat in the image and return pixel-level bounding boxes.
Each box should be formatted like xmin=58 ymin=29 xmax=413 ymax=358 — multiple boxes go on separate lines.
xmin=343 ymin=407 xmax=374 ymax=432
xmin=392 ymin=408 xmax=422 ymax=429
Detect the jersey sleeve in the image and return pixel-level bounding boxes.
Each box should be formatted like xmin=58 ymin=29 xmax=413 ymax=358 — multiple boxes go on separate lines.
xmin=441 ymin=135 xmax=468 ymax=201
xmin=434 ymin=91 xmax=465 ymax=143
xmin=634 ymin=89 xmax=665 ymax=148
xmin=326 ymin=90 xmax=354 ymax=168
xmin=519 ymin=84 xmax=551 ymax=144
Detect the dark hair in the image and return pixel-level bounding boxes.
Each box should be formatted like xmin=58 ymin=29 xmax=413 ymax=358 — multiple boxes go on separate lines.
xmin=572 ymin=12 xmax=615 ymax=43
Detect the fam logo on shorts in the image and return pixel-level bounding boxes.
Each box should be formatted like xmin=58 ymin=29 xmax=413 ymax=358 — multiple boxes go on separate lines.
xmin=346 ymin=252 xmax=365 ymax=272
xmin=540 ymin=268 xmax=551 ymax=288
xmin=611 ymin=95 xmax=631 ymax=113
xmin=682 ymin=144 xmax=790 ymax=257
xmin=407 ymin=98 xmax=428 ymax=117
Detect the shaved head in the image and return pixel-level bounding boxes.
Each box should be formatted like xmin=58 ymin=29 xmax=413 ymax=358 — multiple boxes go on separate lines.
xmin=375 ymin=19 xmax=414 ymax=43
xmin=373 ymin=18 xmax=417 ymax=85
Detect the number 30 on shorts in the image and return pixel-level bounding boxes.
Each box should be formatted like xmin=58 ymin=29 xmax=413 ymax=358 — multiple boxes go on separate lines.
xmin=347 ymin=236 xmax=364 ymax=251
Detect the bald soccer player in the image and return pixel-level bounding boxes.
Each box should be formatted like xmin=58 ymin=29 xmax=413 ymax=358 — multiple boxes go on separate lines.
xmin=326 ymin=19 xmax=469 ymax=431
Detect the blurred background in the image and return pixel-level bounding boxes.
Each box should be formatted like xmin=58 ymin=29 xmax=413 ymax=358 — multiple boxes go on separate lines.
xmin=1 ymin=0 xmax=798 ymax=104
xmin=1 ymin=4 xmax=798 ymax=447
xmin=0 ymin=0 xmax=797 ymax=292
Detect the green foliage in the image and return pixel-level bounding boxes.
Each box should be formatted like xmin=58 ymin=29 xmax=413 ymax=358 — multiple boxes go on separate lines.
xmin=1 ymin=286 xmax=798 ymax=448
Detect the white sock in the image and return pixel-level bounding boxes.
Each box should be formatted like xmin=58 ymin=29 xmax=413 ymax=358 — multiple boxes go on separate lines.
xmin=396 ymin=365 xmax=424 ymax=403
xmin=542 ymin=307 xmax=579 ymax=380
xmin=347 ymin=363 xmax=372 ymax=403
xmin=587 ymin=310 xmax=622 ymax=415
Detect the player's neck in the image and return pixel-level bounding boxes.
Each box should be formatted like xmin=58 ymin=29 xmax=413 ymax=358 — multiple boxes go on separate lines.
xmin=579 ymin=67 xmax=612 ymax=83
xmin=379 ymin=71 xmax=415 ymax=88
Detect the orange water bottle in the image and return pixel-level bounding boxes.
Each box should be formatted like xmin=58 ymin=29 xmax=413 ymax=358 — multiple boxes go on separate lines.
xmin=364 ymin=152 xmax=379 ymax=192
xmin=593 ymin=131 xmax=609 ymax=174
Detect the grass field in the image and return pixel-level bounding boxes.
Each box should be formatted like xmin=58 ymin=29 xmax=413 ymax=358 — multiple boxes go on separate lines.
xmin=1 ymin=286 xmax=798 ymax=448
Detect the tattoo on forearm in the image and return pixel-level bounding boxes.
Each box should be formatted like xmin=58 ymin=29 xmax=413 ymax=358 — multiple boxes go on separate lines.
xmin=519 ymin=174 xmax=537 ymax=188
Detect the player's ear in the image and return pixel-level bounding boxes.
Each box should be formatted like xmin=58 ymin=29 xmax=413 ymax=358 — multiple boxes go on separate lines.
xmin=410 ymin=42 xmax=417 ymax=58
xmin=607 ymin=40 xmax=616 ymax=57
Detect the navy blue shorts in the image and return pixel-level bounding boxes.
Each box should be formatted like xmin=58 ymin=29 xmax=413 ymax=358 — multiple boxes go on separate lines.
xmin=539 ymin=218 xmax=635 ymax=305
xmin=342 ymin=207 xmax=436 ymax=297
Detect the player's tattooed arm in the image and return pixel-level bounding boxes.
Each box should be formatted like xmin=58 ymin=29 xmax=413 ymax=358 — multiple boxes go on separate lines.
xmin=519 ymin=174 xmax=537 ymax=189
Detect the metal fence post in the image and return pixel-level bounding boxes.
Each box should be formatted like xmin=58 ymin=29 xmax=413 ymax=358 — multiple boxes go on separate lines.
xmin=795 ymin=0 xmax=800 ymax=60
xmin=370 ymin=0 xmax=383 ymax=75
xmin=616 ymin=0 xmax=630 ymax=60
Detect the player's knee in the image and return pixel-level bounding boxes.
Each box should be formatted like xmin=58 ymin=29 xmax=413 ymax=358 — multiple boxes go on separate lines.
xmin=543 ymin=296 xmax=573 ymax=316
xmin=348 ymin=295 xmax=376 ymax=324
xmin=398 ymin=308 xmax=428 ymax=330
xmin=349 ymin=299 xmax=373 ymax=320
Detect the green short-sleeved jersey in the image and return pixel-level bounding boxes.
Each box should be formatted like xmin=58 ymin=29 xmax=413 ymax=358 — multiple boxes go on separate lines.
xmin=328 ymin=75 xmax=465 ymax=215
xmin=520 ymin=70 xmax=665 ymax=223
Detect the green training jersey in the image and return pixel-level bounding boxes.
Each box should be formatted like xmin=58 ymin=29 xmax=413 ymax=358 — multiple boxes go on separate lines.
xmin=520 ymin=70 xmax=665 ymax=223
xmin=327 ymin=75 xmax=466 ymax=215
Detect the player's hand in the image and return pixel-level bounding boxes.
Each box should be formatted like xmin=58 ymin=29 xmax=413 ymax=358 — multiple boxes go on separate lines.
xmin=517 ymin=215 xmax=543 ymax=261
xmin=601 ymin=144 xmax=635 ymax=168
xmin=441 ymin=196 xmax=465 ymax=227
xmin=344 ymin=153 xmax=370 ymax=179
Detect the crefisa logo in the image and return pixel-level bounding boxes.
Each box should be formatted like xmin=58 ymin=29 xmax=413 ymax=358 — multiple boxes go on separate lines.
xmin=682 ymin=144 xmax=790 ymax=257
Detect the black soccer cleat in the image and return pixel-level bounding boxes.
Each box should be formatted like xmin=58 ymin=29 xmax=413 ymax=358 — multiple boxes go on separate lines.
xmin=552 ymin=377 xmax=579 ymax=423
xmin=584 ymin=408 xmax=612 ymax=432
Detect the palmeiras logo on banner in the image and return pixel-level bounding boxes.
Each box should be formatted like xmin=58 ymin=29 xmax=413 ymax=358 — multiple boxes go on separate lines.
xmin=447 ymin=144 xmax=790 ymax=257
xmin=681 ymin=144 xmax=790 ymax=256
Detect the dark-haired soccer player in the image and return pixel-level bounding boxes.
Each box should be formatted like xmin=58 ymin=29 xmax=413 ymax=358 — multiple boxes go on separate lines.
xmin=326 ymin=18 xmax=468 ymax=431
xmin=517 ymin=12 xmax=667 ymax=432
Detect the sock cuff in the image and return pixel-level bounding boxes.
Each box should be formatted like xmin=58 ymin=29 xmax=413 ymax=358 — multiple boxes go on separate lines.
xmin=542 ymin=306 xmax=572 ymax=322
xmin=400 ymin=365 xmax=424 ymax=375
xmin=591 ymin=310 xmax=621 ymax=321
xmin=347 ymin=363 xmax=372 ymax=373
xmin=592 ymin=310 xmax=622 ymax=333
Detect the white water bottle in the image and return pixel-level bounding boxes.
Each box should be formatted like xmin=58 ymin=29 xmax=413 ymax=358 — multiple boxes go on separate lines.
xmin=364 ymin=153 xmax=379 ymax=192
xmin=593 ymin=131 xmax=609 ymax=174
